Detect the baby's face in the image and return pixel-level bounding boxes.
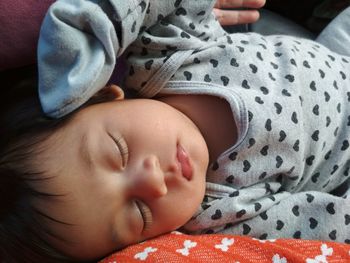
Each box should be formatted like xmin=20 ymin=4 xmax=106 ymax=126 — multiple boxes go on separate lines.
xmin=36 ymin=98 xmax=209 ymax=260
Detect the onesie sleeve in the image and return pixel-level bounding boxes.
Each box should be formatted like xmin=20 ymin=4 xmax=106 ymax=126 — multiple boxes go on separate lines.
xmin=37 ymin=0 xmax=183 ymax=118
xmin=123 ymin=0 xmax=225 ymax=98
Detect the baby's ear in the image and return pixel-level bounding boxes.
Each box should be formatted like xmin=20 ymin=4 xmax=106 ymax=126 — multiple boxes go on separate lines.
xmin=106 ymin=84 xmax=125 ymax=100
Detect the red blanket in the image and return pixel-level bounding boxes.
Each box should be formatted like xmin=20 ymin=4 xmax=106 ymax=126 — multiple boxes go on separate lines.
xmin=101 ymin=232 xmax=350 ymax=262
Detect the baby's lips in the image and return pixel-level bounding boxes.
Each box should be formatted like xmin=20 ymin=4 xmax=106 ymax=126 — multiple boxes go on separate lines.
xmin=177 ymin=144 xmax=193 ymax=181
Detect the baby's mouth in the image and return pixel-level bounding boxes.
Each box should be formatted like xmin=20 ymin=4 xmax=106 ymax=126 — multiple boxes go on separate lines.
xmin=176 ymin=144 xmax=193 ymax=181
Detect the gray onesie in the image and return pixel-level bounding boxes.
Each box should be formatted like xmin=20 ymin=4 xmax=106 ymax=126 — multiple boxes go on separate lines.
xmin=38 ymin=0 xmax=350 ymax=243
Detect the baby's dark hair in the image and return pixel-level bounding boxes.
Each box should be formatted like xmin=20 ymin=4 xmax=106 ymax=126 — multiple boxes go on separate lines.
xmin=0 ymin=66 xmax=117 ymax=263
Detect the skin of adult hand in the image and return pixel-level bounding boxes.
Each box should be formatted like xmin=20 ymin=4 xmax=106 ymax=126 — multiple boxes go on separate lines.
xmin=213 ymin=0 xmax=266 ymax=26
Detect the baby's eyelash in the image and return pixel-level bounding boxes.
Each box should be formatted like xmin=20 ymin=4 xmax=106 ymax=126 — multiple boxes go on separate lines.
xmin=135 ymin=200 xmax=153 ymax=232
xmin=116 ymin=137 xmax=129 ymax=157
xmin=109 ymin=133 xmax=129 ymax=166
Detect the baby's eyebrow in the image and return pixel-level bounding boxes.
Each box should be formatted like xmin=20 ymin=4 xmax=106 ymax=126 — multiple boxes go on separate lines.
xmin=79 ymin=133 xmax=94 ymax=170
xmin=111 ymin=226 xmax=122 ymax=246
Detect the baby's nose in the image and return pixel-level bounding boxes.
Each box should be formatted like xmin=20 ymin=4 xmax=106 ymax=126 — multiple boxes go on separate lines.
xmin=134 ymin=155 xmax=167 ymax=198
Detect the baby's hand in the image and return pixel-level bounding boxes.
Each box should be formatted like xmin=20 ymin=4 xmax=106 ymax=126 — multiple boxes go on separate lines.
xmin=213 ymin=0 xmax=266 ymax=26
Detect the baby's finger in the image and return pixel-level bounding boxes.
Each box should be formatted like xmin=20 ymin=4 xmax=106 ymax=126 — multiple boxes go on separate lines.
xmin=213 ymin=9 xmax=260 ymax=26
xmin=214 ymin=0 xmax=266 ymax=9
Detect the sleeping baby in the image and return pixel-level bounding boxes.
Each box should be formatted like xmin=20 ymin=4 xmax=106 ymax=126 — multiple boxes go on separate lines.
xmin=1 ymin=0 xmax=350 ymax=262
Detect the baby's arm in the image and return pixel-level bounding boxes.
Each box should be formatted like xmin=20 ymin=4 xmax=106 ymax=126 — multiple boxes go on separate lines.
xmin=38 ymin=0 xmax=264 ymax=118
xmin=38 ymin=0 xmax=183 ymax=118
